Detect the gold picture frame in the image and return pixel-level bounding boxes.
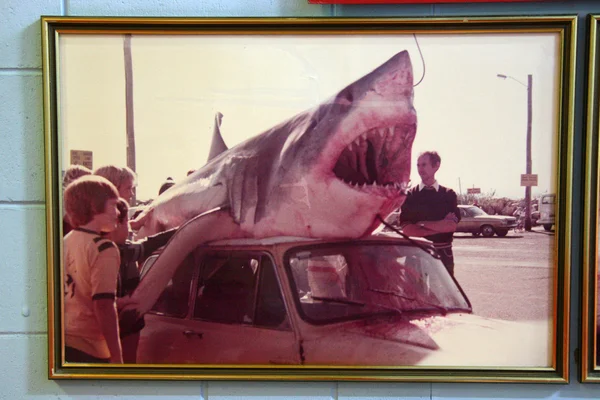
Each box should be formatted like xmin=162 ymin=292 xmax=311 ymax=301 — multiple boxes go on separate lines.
xmin=42 ymin=15 xmax=575 ymax=382
xmin=581 ymin=13 xmax=600 ymax=384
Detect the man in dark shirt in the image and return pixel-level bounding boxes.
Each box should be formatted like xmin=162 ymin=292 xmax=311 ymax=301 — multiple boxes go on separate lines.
xmin=399 ymin=151 xmax=461 ymax=276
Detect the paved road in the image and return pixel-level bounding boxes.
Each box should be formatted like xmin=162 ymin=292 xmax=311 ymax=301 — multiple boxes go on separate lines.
xmin=452 ymin=226 xmax=554 ymax=322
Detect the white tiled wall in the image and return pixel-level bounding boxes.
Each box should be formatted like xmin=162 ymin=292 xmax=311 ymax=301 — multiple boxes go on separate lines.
xmin=1 ymin=0 xmax=599 ymax=398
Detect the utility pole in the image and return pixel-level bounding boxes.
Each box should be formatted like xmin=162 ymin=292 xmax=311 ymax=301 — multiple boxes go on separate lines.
xmin=497 ymin=73 xmax=534 ymax=231
xmin=524 ymin=74 xmax=533 ymax=231
xmin=124 ymin=34 xmax=136 ymax=205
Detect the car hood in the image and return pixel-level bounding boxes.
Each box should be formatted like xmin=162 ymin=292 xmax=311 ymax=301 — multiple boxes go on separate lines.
xmin=300 ymin=313 xmax=551 ymax=367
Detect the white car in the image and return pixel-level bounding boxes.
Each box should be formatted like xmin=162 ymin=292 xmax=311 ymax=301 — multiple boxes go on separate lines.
xmin=135 ymin=232 xmax=549 ymax=367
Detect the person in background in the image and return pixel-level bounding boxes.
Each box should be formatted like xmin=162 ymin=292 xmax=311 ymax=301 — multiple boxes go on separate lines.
xmin=63 ymin=175 xmax=123 ymax=363
xmin=62 ymin=164 xmax=92 ymax=236
xmin=158 ymin=177 xmax=176 ymax=195
xmin=94 ymin=165 xmax=137 ymax=205
xmin=107 ymin=198 xmax=177 ymax=363
xmin=398 ymin=151 xmax=461 ymax=277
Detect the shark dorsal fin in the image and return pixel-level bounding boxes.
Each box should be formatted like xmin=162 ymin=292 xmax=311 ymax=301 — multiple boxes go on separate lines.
xmin=207 ymin=112 xmax=228 ymax=162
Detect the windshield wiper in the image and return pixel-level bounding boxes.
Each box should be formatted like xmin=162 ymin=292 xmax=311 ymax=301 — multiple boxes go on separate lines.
xmin=311 ymin=296 xmax=366 ymax=306
xmin=376 ymin=214 xmax=440 ymax=260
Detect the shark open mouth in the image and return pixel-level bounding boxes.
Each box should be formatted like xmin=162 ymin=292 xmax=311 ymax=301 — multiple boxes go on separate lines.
xmin=332 ymin=125 xmax=409 ymax=196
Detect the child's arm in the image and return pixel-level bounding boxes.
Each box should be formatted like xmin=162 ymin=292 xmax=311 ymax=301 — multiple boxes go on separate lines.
xmin=93 ymin=299 xmax=123 ymax=363
xmin=141 ymin=228 xmax=177 ymax=258
xmin=120 ymin=229 xmax=177 ymax=264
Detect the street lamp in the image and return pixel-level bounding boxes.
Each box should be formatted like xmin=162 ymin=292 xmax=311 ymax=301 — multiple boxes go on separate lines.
xmin=496 ymin=73 xmax=533 ymax=231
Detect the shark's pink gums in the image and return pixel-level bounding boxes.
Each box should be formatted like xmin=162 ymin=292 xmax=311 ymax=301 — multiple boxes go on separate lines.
xmin=132 ymin=51 xmax=417 ymax=241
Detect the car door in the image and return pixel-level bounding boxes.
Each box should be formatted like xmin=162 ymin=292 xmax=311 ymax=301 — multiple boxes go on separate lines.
xmin=136 ymin=251 xmax=197 ymax=364
xmin=142 ymin=250 xmax=301 ymax=365
xmin=457 ymin=207 xmax=473 ymax=232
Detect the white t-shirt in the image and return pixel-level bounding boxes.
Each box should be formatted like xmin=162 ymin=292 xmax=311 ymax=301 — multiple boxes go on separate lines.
xmin=64 ymin=228 xmax=120 ymax=359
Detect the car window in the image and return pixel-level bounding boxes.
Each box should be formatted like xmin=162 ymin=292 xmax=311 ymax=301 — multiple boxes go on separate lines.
xmin=254 ymin=257 xmax=289 ymax=329
xmin=193 ymin=253 xmax=290 ymax=330
xmin=466 ymin=207 xmax=487 ymax=217
xmin=193 ymin=254 xmax=257 ymax=324
xmin=287 ymin=243 xmax=471 ymax=324
xmin=460 ymin=208 xmax=467 ymax=218
xmin=149 ymin=252 xmax=195 ymax=318
xmin=139 ymin=255 xmax=157 ymax=280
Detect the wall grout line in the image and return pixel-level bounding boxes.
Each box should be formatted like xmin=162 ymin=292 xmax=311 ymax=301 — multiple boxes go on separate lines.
xmin=0 ymin=68 xmax=42 ymax=75
xmin=0 ymin=332 xmax=47 ymax=336
xmin=0 ymin=201 xmax=45 ymax=207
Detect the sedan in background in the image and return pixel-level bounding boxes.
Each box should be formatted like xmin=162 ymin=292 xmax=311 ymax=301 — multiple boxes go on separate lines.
xmin=456 ymin=205 xmax=518 ymax=237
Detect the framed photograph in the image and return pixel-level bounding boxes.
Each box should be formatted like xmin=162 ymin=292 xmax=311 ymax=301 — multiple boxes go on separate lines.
xmin=42 ymin=16 xmax=575 ymax=382
xmin=581 ymin=14 xmax=600 ymax=383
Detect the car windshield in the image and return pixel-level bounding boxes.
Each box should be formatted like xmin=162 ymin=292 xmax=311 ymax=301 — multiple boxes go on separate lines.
xmin=541 ymin=195 xmax=555 ymax=204
xmin=286 ymin=242 xmax=471 ymax=324
xmin=466 ymin=207 xmax=488 ymax=217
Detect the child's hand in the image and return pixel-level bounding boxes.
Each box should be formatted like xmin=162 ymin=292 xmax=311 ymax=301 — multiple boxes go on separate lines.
xmin=117 ymin=296 xmax=138 ymax=312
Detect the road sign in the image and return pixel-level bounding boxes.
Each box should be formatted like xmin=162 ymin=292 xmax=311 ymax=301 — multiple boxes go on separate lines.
xmin=467 ymin=188 xmax=481 ymax=194
xmin=520 ymin=174 xmax=538 ymax=187
xmin=70 ymin=150 xmax=93 ymax=170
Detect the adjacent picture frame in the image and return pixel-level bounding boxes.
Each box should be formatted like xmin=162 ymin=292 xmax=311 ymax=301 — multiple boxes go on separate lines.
xmin=581 ymin=13 xmax=600 ymax=383
xmin=42 ymin=16 xmax=576 ymax=382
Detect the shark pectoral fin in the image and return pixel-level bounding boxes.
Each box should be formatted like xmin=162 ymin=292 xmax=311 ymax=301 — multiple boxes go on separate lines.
xmin=130 ymin=206 xmax=241 ymax=316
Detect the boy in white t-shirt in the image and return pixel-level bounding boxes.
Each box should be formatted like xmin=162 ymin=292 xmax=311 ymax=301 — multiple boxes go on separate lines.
xmin=63 ymin=175 xmax=123 ymax=363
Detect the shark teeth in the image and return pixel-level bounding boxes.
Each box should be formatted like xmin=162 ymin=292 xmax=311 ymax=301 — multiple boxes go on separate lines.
xmin=345 ymin=180 xmax=408 ymax=195
xmin=333 ymin=123 xmax=410 ymax=197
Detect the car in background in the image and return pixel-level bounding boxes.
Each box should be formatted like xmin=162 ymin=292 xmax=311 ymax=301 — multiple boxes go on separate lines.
xmin=456 ymin=205 xmax=518 ymax=237
xmin=133 ymin=219 xmax=549 ymax=367
xmin=537 ymin=194 xmax=556 ymax=231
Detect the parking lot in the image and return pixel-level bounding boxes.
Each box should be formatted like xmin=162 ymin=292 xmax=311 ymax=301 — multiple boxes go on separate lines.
xmin=452 ymin=226 xmax=555 ymax=322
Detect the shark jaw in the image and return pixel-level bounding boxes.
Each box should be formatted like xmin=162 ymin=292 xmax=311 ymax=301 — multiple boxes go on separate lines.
xmin=314 ymin=50 xmax=417 ymax=233
xmin=332 ymin=124 xmax=412 ymax=197
xmin=295 ymin=122 xmax=414 ymax=239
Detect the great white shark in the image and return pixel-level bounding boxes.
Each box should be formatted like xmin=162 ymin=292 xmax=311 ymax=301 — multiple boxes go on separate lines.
xmin=131 ymin=50 xmax=417 ymax=241
xmin=126 ymin=50 xmax=418 ymax=316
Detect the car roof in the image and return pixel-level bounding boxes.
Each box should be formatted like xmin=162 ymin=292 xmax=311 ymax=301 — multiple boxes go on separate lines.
xmin=207 ymin=232 xmax=431 ymax=247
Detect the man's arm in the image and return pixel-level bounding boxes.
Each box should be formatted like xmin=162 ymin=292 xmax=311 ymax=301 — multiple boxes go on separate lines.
xmin=418 ymin=212 xmax=459 ymax=233
xmin=399 ymin=189 xmax=460 ymax=237
xmin=400 ymin=222 xmax=437 ymax=237
xmin=93 ymin=298 xmax=123 ymax=363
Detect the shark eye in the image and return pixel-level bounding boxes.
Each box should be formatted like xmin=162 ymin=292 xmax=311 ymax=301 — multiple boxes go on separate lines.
xmin=335 ymin=88 xmax=353 ymax=106
xmin=306 ymin=118 xmax=318 ymax=133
